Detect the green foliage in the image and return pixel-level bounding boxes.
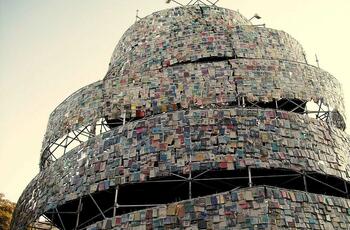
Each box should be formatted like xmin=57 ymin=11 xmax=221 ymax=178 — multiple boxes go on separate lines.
xmin=0 ymin=193 xmax=16 ymax=230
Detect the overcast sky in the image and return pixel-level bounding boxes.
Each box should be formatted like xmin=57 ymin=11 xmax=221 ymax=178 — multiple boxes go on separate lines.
xmin=0 ymin=0 xmax=349 ymax=202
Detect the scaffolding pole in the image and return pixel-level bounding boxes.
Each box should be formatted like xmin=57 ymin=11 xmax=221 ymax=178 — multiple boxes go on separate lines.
xmin=248 ymin=167 xmax=252 ymax=188
xmin=55 ymin=208 xmax=66 ymax=230
xmin=303 ymin=171 xmax=308 ymax=192
xmin=74 ymin=197 xmax=82 ymax=230
xmin=88 ymin=194 xmax=106 ymax=219
xmin=113 ymin=185 xmax=119 ymax=217
xmin=345 ymin=181 xmax=349 ymax=198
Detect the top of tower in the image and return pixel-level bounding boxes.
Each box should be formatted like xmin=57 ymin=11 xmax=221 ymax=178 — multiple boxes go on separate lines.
xmin=108 ymin=5 xmax=253 ymax=73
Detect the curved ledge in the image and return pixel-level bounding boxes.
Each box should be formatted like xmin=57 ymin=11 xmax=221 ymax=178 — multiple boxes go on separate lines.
xmin=109 ymin=5 xmax=252 ymax=72
xmin=81 ymin=186 xmax=350 ymax=230
xmin=13 ymin=108 xmax=350 ymax=228
xmin=109 ymin=24 xmax=306 ymax=76
xmin=12 ymin=176 xmax=350 ymax=229
xmin=41 ymin=62 xmax=347 ymax=164
xmin=104 ymin=58 xmax=345 ymax=122
xmin=41 ymin=81 xmax=104 ymax=154
xmin=41 ymin=57 xmax=346 ymax=168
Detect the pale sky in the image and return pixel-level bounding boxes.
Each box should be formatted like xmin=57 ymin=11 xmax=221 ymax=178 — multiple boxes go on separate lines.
xmin=0 ymin=0 xmax=349 ymax=203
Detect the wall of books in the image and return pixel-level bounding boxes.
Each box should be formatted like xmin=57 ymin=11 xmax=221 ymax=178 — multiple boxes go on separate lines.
xmin=84 ymin=186 xmax=350 ymax=229
xmin=104 ymin=58 xmax=345 ymax=121
xmin=109 ymin=5 xmax=252 ymax=73
xmin=41 ymin=58 xmax=345 ymax=161
xmin=109 ymin=11 xmax=305 ymax=76
xmin=12 ymin=108 xmax=350 ymax=228
xmin=39 ymin=6 xmax=345 ymax=164
xmin=42 ymin=81 xmax=103 ymax=148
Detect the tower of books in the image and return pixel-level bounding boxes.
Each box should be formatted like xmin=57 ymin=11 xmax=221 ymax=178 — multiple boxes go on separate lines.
xmin=11 ymin=4 xmax=350 ymax=230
